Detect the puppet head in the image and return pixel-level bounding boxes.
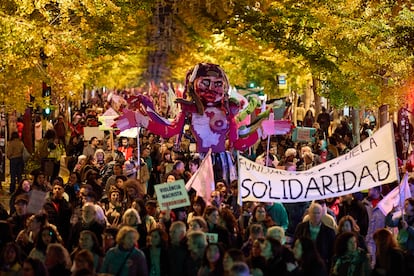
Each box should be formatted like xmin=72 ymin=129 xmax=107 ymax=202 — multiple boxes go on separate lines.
xmin=185 ymin=63 xmax=230 ymax=107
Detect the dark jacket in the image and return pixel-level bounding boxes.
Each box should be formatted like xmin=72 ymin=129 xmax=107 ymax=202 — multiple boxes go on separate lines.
xmin=7 ymin=214 xmax=30 ymax=239
xmin=294 ymin=221 xmax=336 ymax=268
xmin=68 ymin=219 xmax=105 ymax=252
xmin=43 ymin=197 xmax=72 ymax=243
xmin=142 ymin=246 xmax=169 ymax=275
xmin=207 ymin=223 xmax=230 ymax=248
xmin=167 ymin=240 xmax=188 ymax=276
xmin=371 ymin=248 xmax=406 ymax=276
xmin=331 ymin=248 xmax=370 ymax=276
xmin=338 ymin=199 xmax=369 ymax=237
xmin=48 ymin=263 xmax=71 ymax=276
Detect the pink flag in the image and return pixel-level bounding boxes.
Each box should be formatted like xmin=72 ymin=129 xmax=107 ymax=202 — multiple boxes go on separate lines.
xmin=185 ymin=149 xmax=215 ymax=205
xmin=262 ymin=119 xmax=292 ymax=136
xmin=377 ymin=172 xmax=412 ymax=216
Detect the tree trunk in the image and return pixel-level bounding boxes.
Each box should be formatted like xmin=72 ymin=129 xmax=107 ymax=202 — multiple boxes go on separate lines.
xmin=352 ymin=108 xmax=360 ymax=146
xmin=312 ymin=77 xmax=321 ymax=116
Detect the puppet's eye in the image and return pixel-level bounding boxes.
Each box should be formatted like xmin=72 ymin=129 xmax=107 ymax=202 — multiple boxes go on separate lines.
xmin=214 ymin=81 xmax=223 ymax=88
xmin=201 ymin=79 xmax=211 ymax=87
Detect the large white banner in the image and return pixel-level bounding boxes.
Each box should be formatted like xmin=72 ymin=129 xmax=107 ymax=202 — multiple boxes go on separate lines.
xmin=238 ymin=122 xmax=399 ymax=203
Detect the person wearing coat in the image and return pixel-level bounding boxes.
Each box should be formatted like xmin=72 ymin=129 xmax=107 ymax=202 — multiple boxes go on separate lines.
xmin=43 ymin=177 xmax=72 ymax=244
xmin=101 ymin=226 xmax=148 ymax=276
xmin=294 ymin=203 xmax=336 ymax=269
xmin=6 ymin=131 xmax=25 ymax=194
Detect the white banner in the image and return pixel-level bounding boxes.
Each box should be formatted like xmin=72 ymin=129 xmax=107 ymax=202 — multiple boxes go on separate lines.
xmin=238 ymin=122 xmax=399 ymax=203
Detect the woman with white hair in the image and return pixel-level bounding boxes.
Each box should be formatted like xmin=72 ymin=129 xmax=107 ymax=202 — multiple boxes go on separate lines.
xmin=73 ymin=154 xmax=87 ymax=174
xmin=93 ymin=148 xmax=106 ymax=170
xmin=121 ymin=208 xmax=149 ymax=249
xmin=302 ymin=200 xmax=338 ymax=232
xmin=283 ymin=148 xmax=297 ymax=171
xmin=297 ymin=145 xmax=320 ymax=171
xmin=68 ymin=203 xmax=105 ymax=252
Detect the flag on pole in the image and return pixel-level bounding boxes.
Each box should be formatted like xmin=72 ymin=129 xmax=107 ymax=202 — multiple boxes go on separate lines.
xmin=185 ymin=149 xmax=215 ymax=204
xmin=377 ymin=172 xmax=412 ymax=216
xmin=261 ymin=119 xmax=292 ymax=136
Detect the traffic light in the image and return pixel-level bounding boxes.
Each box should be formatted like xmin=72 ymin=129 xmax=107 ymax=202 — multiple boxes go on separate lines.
xmin=43 ymin=106 xmax=51 ymax=116
xmin=42 ymin=82 xmax=52 ymax=117
xmin=42 ymin=82 xmax=51 ymax=97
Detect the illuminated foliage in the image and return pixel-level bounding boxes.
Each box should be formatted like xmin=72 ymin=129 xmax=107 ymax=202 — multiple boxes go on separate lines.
xmin=1 ymin=0 xmax=414 ymax=112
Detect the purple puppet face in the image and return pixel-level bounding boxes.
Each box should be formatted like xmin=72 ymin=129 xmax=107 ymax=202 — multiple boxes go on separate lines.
xmin=195 ymin=75 xmax=225 ymax=104
xmin=189 ymin=63 xmax=229 ymax=106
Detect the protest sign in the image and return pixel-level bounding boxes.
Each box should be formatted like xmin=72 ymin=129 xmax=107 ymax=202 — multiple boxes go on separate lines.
xmin=238 ymin=122 xmax=398 ymax=203
xmin=83 ymin=127 xmax=104 ymax=140
xmin=27 ymin=190 xmax=47 ymax=214
xmin=155 ymin=179 xmax=190 ymax=211
xmin=292 ymin=127 xmax=316 ymax=143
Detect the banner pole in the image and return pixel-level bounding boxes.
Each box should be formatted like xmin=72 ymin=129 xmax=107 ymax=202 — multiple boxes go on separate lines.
xmin=265 ymin=135 xmax=271 ymax=167
xmin=136 ymin=127 xmax=141 ymax=181
xmin=236 ymin=150 xmax=243 ymax=207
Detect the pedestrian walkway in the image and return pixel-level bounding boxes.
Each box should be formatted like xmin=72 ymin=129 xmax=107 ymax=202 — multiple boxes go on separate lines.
xmin=0 ymin=156 xmax=69 ymax=214
xmin=0 ymin=189 xmax=10 ymax=212
xmin=0 ymin=157 xmax=11 ymax=212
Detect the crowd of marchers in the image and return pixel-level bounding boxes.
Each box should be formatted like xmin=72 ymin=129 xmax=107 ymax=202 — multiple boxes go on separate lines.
xmin=3 ymin=90 xmax=414 ymax=276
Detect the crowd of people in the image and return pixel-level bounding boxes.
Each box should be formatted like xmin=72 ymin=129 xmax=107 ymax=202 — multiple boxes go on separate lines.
xmin=2 ymin=87 xmax=414 ymax=276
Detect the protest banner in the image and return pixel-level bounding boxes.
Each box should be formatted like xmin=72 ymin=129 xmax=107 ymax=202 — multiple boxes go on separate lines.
xmin=155 ymin=179 xmax=190 ymax=211
xmin=238 ymin=122 xmax=398 ymax=203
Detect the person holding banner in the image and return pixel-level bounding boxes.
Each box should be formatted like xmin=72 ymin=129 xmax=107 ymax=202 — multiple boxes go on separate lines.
xmin=385 ymin=198 xmax=414 ymax=256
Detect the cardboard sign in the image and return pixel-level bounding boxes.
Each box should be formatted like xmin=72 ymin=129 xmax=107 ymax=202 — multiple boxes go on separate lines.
xmin=83 ymin=127 xmax=104 ymax=141
xmin=292 ymin=127 xmax=316 ymax=142
xmin=154 ymin=179 xmax=190 ymax=211
xmin=27 ymin=190 xmax=47 ymax=214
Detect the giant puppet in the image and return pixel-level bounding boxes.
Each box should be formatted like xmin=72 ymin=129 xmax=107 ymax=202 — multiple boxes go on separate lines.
xmin=115 ymin=63 xmax=291 ymax=183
